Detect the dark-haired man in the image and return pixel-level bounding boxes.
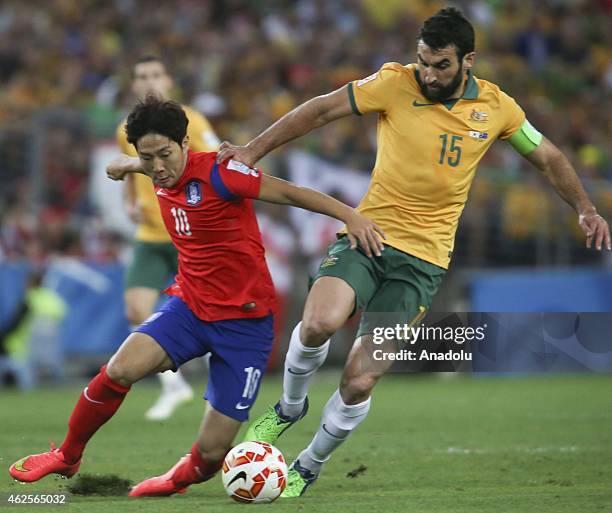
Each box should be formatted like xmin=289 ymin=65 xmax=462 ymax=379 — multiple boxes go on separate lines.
xmin=118 ymin=56 xmax=220 ymax=421
xmin=9 ymin=96 xmax=385 ymax=497
xmin=218 ymin=7 xmax=611 ymax=497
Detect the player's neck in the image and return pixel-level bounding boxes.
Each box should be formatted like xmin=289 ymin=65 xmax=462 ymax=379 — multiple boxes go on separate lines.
xmin=447 ymin=72 xmax=468 ymax=101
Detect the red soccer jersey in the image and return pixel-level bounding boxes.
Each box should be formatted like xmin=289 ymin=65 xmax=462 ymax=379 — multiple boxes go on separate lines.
xmin=155 ymin=151 xmax=276 ymax=321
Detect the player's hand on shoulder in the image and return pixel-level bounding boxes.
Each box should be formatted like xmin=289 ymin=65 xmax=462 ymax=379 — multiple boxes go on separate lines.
xmin=106 ymin=154 xmax=141 ymax=181
xmin=345 ymin=211 xmax=386 ymax=258
xmin=216 ymin=141 xmax=257 ymax=167
xmin=579 ymin=210 xmax=611 ymax=251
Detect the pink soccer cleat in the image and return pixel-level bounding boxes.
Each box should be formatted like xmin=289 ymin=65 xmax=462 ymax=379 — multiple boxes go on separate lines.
xmin=9 ymin=443 xmax=80 ymax=483
xmin=129 ymin=456 xmax=192 ymax=497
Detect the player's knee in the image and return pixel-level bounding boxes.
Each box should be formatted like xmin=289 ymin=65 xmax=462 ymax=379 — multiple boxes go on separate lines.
xmin=340 ymin=373 xmax=377 ymax=405
xmin=105 ymin=359 xmax=137 ymax=387
xmin=301 ymin=312 xmax=344 ymax=345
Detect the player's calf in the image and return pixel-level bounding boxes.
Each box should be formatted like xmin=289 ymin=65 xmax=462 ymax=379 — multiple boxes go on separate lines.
xmin=339 ymin=336 xmax=390 ymax=404
xmin=278 ymin=322 xmax=330 ymax=419
xmin=339 ymin=372 xmax=379 ymax=404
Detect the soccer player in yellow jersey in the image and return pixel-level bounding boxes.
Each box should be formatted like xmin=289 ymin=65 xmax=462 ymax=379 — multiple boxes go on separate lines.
xmin=117 ymin=56 xmax=220 ymax=420
xmin=218 ymin=8 xmax=610 ymax=497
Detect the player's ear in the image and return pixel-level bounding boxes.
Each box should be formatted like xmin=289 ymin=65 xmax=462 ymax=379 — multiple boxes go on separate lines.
xmin=182 ymin=135 xmax=189 ymax=150
xmin=463 ymin=52 xmax=475 ymax=71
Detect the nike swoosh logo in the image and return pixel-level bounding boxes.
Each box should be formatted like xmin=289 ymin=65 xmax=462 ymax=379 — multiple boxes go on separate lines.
xmin=13 ymin=457 xmax=29 ymax=472
xmin=412 ymin=100 xmax=435 ymax=107
xmin=228 ymin=471 xmax=247 ymax=486
xmin=235 ymin=402 xmax=250 ymax=410
xmin=83 ymin=387 xmax=104 ymax=405
xmin=322 ymin=424 xmax=345 ymax=439
xmin=287 ymin=368 xmax=310 ymax=376
xmin=156 ymin=189 xmax=167 ymax=196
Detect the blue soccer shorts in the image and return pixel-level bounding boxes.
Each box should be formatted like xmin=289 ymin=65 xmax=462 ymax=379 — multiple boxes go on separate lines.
xmin=136 ymin=296 xmax=274 ymax=422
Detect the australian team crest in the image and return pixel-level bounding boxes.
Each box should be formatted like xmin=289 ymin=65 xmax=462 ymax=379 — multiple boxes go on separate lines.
xmin=185 ymin=180 xmax=203 ymax=206
xmin=470 ymin=109 xmax=488 ymax=122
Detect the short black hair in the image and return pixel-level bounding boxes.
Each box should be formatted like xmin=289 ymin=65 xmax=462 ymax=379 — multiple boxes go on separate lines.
xmin=126 ymin=95 xmax=188 ymax=148
xmin=132 ymin=55 xmax=167 ymax=77
xmin=418 ymin=7 xmax=475 ymax=61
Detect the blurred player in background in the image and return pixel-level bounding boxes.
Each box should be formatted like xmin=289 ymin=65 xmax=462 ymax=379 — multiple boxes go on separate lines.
xmin=218 ymin=7 xmax=611 ymax=498
xmin=9 ymin=97 xmax=384 ymax=496
xmin=0 ymin=269 xmax=66 ymax=390
xmin=117 ymin=56 xmax=220 ymax=420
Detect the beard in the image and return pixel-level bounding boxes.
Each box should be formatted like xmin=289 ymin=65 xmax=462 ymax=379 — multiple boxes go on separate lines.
xmin=418 ymin=65 xmax=465 ymax=102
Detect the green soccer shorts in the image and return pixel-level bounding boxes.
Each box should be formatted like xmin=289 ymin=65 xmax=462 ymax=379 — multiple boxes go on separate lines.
xmin=125 ymin=240 xmax=178 ymax=291
xmin=312 ymin=236 xmax=446 ymax=338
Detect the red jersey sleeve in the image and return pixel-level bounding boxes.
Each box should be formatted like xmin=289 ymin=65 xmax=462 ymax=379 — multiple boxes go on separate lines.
xmin=210 ymin=159 xmax=262 ymax=200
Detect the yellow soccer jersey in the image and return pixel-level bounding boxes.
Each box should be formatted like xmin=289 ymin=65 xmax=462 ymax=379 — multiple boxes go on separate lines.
xmin=116 ymin=105 xmax=219 ymax=242
xmin=347 ymin=62 xmax=525 ymax=268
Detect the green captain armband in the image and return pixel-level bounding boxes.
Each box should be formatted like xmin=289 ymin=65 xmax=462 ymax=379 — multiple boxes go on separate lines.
xmin=347 ymin=83 xmax=362 ymax=116
xmin=507 ymin=119 xmax=543 ymax=155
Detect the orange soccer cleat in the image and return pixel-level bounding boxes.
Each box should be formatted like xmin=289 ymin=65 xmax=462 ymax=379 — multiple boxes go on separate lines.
xmin=130 ymin=444 xmax=223 ymax=498
xmin=128 ymin=456 xmax=192 ymax=497
xmin=9 ymin=443 xmax=80 ymax=483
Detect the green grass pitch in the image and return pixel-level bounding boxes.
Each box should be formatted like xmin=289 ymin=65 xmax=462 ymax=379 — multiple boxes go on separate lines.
xmin=1 ymin=372 xmax=611 ymax=512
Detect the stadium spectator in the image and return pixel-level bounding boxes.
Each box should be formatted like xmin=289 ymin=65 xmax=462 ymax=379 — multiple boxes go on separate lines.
xmin=0 ymin=0 xmax=612 ymax=265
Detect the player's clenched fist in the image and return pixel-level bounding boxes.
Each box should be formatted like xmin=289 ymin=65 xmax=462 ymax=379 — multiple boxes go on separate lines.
xmin=344 ymin=211 xmax=386 ymax=258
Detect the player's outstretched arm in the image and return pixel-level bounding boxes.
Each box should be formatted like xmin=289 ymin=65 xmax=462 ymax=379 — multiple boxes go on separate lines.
xmin=258 ymin=173 xmax=385 ymax=257
xmin=216 ymin=86 xmax=353 ymax=167
xmin=106 ymin=154 xmax=144 ymax=181
xmin=524 ymin=137 xmax=611 ymax=251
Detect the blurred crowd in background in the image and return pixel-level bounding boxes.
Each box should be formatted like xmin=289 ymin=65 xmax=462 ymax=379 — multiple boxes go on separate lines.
xmin=1 ymin=0 xmax=611 ymax=266
xmin=2 ymin=0 xmax=612 ymax=385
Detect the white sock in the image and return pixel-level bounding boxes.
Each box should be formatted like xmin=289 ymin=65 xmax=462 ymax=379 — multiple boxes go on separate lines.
xmin=158 ymin=369 xmax=191 ymax=393
xmin=280 ymin=322 xmax=330 ymax=418
xmin=300 ymin=389 xmax=371 ymax=475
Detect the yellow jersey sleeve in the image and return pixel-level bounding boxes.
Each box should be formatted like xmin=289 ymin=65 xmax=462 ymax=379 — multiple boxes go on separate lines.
xmin=349 ymin=62 xmax=406 ymax=115
xmin=497 ymin=91 xmax=526 ymax=140
xmin=183 ymin=106 xmax=220 ymax=152
xmin=115 ymin=119 xmax=136 ymax=156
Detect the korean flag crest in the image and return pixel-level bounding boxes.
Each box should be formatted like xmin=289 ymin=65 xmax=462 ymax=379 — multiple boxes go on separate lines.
xmin=185 ymin=180 xmax=203 ymax=206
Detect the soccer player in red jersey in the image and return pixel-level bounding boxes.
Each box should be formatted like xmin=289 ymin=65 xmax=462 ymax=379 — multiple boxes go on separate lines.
xmin=8 ymin=95 xmax=385 ymax=497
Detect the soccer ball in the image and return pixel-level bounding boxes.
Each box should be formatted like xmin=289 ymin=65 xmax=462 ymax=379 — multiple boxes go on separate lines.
xmin=222 ymin=441 xmax=288 ymax=503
